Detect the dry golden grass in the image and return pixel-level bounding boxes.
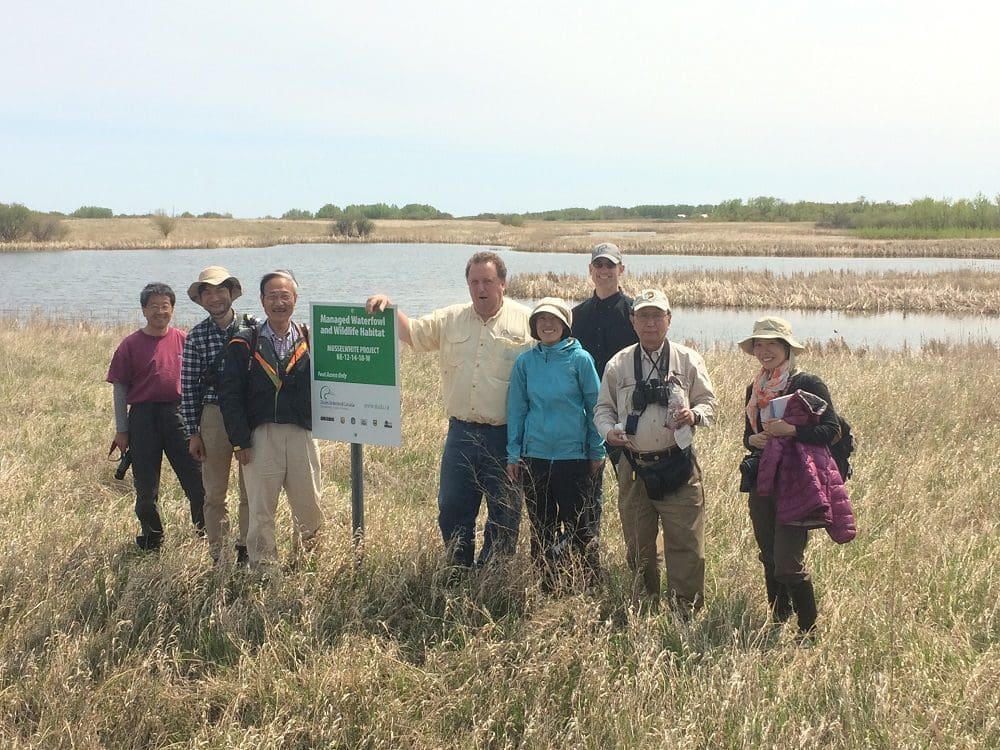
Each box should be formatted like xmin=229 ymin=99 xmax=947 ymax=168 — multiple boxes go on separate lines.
xmin=0 ymin=218 xmax=523 ymax=252
xmin=513 ymin=220 xmax=1000 ymax=258
xmin=4 ymin=218 xmax=1000 ymax=259
xmin=0 ymin=320 xmax=997 ymax=748
xmin=509 ymin=268 xmax=1000 ymax=314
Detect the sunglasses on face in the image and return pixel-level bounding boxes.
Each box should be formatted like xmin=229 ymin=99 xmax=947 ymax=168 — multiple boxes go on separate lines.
xmin=591 ymin=259 xmax=617 ymax=269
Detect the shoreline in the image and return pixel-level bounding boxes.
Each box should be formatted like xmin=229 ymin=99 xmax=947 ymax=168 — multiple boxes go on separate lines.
xmin=4 ymin=217 xmax=1000 ymax=258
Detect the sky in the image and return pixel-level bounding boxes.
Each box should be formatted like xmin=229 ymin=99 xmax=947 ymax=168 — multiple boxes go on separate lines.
xmin=4 ymin=1 xmax=999 ymax=218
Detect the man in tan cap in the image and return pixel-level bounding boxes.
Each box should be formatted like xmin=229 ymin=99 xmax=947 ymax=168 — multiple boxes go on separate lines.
xmin=180 ymin=266 xmax=254 ymax=565
xmin=594 ymin=289 xmax=717 ymax=614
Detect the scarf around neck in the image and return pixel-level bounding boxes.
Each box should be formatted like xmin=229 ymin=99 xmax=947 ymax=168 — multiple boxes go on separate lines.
xmin=747 ymin=361 xmax=794 ymax=432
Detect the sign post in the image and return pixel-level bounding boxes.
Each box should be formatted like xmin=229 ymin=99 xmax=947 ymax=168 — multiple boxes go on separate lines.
xmin=310 ymin=302 xmax=401 ymax=557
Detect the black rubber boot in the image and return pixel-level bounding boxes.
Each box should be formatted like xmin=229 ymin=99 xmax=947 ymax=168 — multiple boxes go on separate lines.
xmin=766 ymin=575 xmax=793 ymax=623
xmin=788 ymin=579 xmax=818 ymax=634
xmin=135 ymin=533 xmax=163 ymax=551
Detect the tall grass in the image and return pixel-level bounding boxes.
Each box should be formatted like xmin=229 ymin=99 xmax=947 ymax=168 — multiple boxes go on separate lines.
xmin=0 ymin=321 xmax=997 ymax=748
xmin=508 ymin=269 xmax=1000 ymax=314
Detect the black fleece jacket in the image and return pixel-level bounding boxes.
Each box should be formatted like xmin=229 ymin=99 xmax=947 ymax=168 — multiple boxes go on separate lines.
xmin=218 ymin=324 xmax=312 ymax=449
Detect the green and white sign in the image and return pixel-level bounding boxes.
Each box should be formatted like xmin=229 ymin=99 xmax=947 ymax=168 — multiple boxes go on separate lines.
xmin=310 ymin=302 xmax=401 ymax=446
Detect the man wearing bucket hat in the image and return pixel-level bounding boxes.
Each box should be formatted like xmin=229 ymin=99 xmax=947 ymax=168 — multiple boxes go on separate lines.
xmin=594 ymin=289 xmax=717 ymax=613
xmin=571 ymin=242 xmax=639 ymax=537
xmin=180 ymin=266 xmax=255 ymax=565
xmin=507 ymin=297 xmax=605 ymax=589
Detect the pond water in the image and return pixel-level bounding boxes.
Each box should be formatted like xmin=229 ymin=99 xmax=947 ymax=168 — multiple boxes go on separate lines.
xmin=3 ymin=243 xmax=998 ymax=349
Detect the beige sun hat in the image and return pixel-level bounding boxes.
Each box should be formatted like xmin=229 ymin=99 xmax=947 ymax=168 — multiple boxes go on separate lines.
xmin=738 ymin=316 xmax=805 ymax=354
xmin=187 ymin=266 xmax=243 ymax=303
xmin=529 ymin=297 xmax=572 ymax=340
xmin=631 ymin=288 xmax=671 ymax=313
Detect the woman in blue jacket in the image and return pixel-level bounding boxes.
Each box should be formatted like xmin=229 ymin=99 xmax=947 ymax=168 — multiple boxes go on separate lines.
xmin=507 ymin=297 xmax=606 ymax=589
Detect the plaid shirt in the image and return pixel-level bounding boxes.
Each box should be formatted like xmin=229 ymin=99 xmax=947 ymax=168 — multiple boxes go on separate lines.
xmin=180 ymin=312 xmax=248 ymax=437
xmin=260 ymin=320 xmax=302 ymax=360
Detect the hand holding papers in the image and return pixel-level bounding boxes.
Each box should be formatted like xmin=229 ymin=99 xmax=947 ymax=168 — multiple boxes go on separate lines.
xmin=765 ymin=394 xmax=794 ymax=421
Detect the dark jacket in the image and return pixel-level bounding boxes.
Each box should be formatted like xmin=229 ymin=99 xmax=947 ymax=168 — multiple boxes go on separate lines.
xmin=218 ymin=323 xmax=312 ymax=449
xmin=571 ymin=290 xmax=638 ymax=378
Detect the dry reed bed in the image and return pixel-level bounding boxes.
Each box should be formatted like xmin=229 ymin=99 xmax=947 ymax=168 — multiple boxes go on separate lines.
xmin=508 ymin=269 xmax=1000 ymax=315
xmin=5 ymin=218 xmax=1000 ymax=259
xmin=0 ymin=321 xmax=997 ymax=748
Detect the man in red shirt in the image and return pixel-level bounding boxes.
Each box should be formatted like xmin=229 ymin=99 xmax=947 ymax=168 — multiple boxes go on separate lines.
xmin=108 ymin=282 xmax=205 ymax=550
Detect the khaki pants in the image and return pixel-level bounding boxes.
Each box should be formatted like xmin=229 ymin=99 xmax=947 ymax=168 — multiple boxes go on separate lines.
xmin=617 ymin=455 xmax=705 ymax=608
xmin=243 ymin=422 xmax=324 ymax=565
xmin=199 ymin=404 xmax=250 ymax=560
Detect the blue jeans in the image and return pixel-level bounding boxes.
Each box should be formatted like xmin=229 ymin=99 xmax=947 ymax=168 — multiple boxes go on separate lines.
xmin=438 ymin=418 xmax=521 ymax=567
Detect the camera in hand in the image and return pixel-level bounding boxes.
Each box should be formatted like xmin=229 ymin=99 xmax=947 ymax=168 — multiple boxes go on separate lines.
xmin=114 ymin=449 xmax=132 ymax=480
xmin=738 ymin=451 xmax=761 ymax=493
xmin=632 ymin=378 xmax=671 ymax=411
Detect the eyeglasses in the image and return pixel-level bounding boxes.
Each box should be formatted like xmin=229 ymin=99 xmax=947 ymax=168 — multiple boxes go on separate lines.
xmin=591 ymin=259 xmax=617 ymax=269
xmin=634 ymin=311 xmax=668 ymax=323
xmin=264 ymin=293 xmax=295 ymax=303
xmin=143 ymin=303 xmax=173 ymax=312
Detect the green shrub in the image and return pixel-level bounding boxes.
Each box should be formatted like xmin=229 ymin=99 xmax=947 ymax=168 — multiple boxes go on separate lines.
xmin=281 ymin=208 xmax=314 ymax=220
xmin=0 ymin=202 xmax=34 ymax=241
xmin=316 ymin=203 xmax=343 ymax=219
xmin=70 ymin=205 xmax=114 ymax=219
xmin=330 ymin=214 xmax=375 ymax=238
xmin=28 ymin=214 xmax=68 ymax=241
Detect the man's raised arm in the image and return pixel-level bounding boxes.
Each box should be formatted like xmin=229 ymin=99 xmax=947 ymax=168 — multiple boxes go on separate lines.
xmin=365 ymin=294 xmax=413 ymax=346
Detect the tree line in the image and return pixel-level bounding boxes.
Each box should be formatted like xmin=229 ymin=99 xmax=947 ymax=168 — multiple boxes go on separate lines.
xmin=5 ymin=196 xmax=1000 ymax=243
xmin=280 ymin=203 xmax=451 ymax=221
xmin=472 ymin=195 xmax=1000 ymax=233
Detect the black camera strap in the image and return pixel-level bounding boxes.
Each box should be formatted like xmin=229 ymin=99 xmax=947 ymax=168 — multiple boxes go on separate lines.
xmin=630 ymin=343 xmax=671 ymax=416
xmin=199 ymin=313 xmax=255 ymax=388
xmin=633 ymin=342 xmax=670 ymax=385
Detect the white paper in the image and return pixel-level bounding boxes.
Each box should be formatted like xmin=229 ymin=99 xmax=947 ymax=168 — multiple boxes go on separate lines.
xmin=766 ymin=394 xmax=794 ymax=421
xmin=673 ymin=424 xmax=693 ymax=449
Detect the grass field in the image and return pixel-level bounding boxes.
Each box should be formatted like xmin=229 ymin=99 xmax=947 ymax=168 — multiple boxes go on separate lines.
xmin=5 ymin=218 xmax=1000 ymax=259
xmin=0 ymin=321 xmax=996 ymax=748
xmin=508 ymin=268 xmax=1000 ymax=315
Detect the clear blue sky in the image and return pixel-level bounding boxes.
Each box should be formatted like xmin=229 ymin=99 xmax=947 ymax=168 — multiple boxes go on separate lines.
xmin=4 ymin=1 xmax=999 ymax=218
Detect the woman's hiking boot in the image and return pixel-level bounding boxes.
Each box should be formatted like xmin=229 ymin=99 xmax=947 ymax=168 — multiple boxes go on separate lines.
xmin=766 ymin=575 xmax=793 ymax=623
xmin=789 ymin=579 xmax=818 ymax=635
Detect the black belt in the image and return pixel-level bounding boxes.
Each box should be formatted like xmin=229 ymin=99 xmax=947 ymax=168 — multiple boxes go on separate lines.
xmin=629 ymin=445 xmax=681 ymax=462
